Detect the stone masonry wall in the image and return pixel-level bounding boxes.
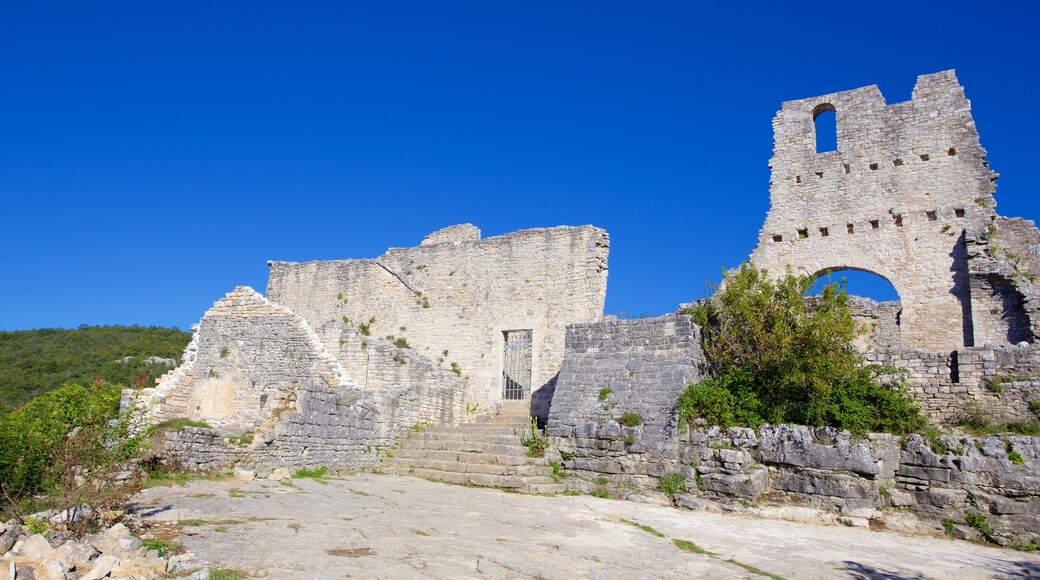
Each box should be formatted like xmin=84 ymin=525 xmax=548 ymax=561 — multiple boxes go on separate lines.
xmin=266 ymin=224 xmax=609 ymax=411
xmin=867 ymin=344 xmax=1040 ymax=424
xmin=846 ymin=296 xmax=902 ymax=352
xmin=134 ymin=287 xmax=462 ymax=471
xmin=750 ymin=70 xmax=999 ymax=351
xmin=546 ymin=314 xmax=705 ymax=459
xmin=553 ymin=423 xmax=1040 ymax=545
xmin=968 ymin=216 xmax=1040 ymax=346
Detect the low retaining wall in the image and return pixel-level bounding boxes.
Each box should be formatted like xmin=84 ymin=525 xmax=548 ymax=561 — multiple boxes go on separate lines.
xmin=551 ymin=422 xmax=1040 ymax=545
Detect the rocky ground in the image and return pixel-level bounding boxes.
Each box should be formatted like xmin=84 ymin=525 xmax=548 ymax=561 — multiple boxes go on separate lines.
xmin=131 ymin=473 xmax=1040 ymax=579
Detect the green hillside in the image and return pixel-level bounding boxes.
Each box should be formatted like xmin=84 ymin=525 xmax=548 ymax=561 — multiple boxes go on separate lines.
xmin=0 ymin=325 xmax=192 ymax=411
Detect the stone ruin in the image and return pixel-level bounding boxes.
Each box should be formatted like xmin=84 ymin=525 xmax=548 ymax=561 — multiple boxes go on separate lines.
xmin=134 ymin=225 xmax=609 ymax=470
xmin=132 ymin=70 xmax=1040 ymax=541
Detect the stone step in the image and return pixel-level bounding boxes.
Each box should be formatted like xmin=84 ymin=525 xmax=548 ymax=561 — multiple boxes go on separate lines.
xmin=381 ymin=467 xmax=558 ymax=489
xmin=523 ymin=482 xmax=568 ymax=495
xmin=471 ymin=415 xmax=532 ymax=427
xmin=409 ymin=431 xmax=528 ymax=446
xmin=383 ymin=457 xmax=553 ymax=477
xmin=424 ymin=424 xmax=531 ymax=436
xmin=398 ymin=438 xmax=532 ymax=456
xmin=392 ymin=448 xmax=546 ymax=466
xmin=496 ymin=401 xmax=532 ymax=416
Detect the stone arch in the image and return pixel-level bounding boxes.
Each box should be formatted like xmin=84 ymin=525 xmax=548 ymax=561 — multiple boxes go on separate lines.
xmin=812 ymin=103 xmax=837 ymax=153
xmin=808 ymin=267 xmax=903 ymax=351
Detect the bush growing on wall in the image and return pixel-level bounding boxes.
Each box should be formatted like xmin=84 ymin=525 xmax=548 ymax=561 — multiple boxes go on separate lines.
xmin=678 ymin=263 xmax=926 ymax=436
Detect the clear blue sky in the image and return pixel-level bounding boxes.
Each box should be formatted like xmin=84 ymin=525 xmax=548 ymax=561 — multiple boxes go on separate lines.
xmin=2 ymin=2 xmax=1038 ymax=330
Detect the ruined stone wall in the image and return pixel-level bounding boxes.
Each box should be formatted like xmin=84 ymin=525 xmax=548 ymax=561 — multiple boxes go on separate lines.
xmin=750 ymin=70 xmax=999 ymax=350
xmin=846 ymin=297 xmax=902 ymax=352
xmin=968 ymin=217 xmax=1040 ymax=346
xmin=266 ymin=225 xmax=609 ymax=410
xmin=867 ymin=344 xmax=1040 ymax=424
xmin=135 ymin=287 xmax=463 ymax=471
xmin=552 ymin=423 xmax=1040 ymax=545
xmin=546 ymin=314 xmax=705 ymax=457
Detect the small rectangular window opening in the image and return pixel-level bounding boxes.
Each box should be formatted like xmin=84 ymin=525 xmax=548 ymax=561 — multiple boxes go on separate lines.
xmin=870 ymin=219 xmax=879 ymax=230
xmin=843 ymin=163 xmax=850 ymax=174
xmin=797 ymin=229 xmax=808 ymax=239
xmin=920 ymin=154 xmax=930 ymax=161
xmin=847 ymin=223 xmax=855 ymax=234
xmin=893 ymin=158 xmax=904 ymax=167
xmin=893 ymin=214 xmax=903 ymax=226
xmin=795 ymin=175 xmax=802 ymax=183
xmin=815 ymin=171 xmax=823 ymax=178
xmin=819 ymin=227 xmax=829 ymax=237
xmin=948 ymin=148 xmax=956 ymax=156
xmin=926 ymin=211 xmax=937 ymax=221
xmin=772 ymin=234 xmax=783 ymax=243
xmin=869 ymin=163 xmax=879 ymax=171
xmin=955 ymin=208 xmax=965 ymax=218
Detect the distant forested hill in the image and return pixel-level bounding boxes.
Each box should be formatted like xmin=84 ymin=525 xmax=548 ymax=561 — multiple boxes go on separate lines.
xmin=0 ymin=325 xmax=192 ymax=410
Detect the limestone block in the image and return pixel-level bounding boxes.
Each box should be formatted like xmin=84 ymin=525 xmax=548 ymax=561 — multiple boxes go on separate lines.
xmin=773 ymin=468 xmax=879 ymax=501
xmin=702 ymin=466 xmax=769 ymax=499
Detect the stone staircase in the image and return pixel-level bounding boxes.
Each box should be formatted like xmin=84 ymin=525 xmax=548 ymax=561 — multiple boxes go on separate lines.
xmin=379 ymin=401 xmax=566 ymax=494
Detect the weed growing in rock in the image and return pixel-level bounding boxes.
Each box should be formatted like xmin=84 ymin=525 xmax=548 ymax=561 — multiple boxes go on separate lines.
xmin=621 ymin=518 xmax=665 ymax=537
xmin=292 ymin=467 xmax=328 ymax=479
xmin=598 ymin=387 xmax=613 ymax=401
xmin=1008 ymin=451 xmax=1025 ymax=465
xmin=673 ymin=539 xmax=712 ymax=555
xmin=141 ymin=539 xmax=180 ymax=557
xmin=210 ymin=568 xmax=248 ymax=580
xmin=658 ymin=473 xmax=688 ymax=497
xmin=617 ymin=412 xmax=643 ymax=427
xmin=964 ymin=512 xmax=996 ymax=541
xmin=726 ymin=559 xmax=785 ymax=580
xmin=522 ymin=421 xmax=549 ymax=458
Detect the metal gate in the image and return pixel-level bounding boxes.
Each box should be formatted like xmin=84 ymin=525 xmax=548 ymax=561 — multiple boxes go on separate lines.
xmin=502 ymin=330 xmax=532 ymax=400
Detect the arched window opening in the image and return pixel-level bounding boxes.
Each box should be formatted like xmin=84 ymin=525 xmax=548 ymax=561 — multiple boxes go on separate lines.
xmin=809 ymin=268 xmax=901 ymax=351
xmin=813 ymin=103 xmax=837 ymax=154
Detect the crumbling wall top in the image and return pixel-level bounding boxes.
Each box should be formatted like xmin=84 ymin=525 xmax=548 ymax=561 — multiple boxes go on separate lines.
xmin=420 ymin=224 xmax=481 ymax=246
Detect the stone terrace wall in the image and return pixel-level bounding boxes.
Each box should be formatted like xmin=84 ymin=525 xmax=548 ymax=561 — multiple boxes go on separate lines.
xmin=267 ymin=224 xmax=609 ymax=410
xmin=750 ymin=70 xmax=999 ymax=351
xmin=135 ymin=287 xmax=462 ymax=471
xmin=867 ymin=344 xmax=1040 ymax=424
xmin=546 ymin=314 xmax=705 ymax=459
xmin=553 ymin=423 xmax=1040 ymax=545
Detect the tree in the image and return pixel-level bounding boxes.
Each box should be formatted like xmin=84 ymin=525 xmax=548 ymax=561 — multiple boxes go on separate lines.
xmin=677 ymin=263 xmax=925 ymax=435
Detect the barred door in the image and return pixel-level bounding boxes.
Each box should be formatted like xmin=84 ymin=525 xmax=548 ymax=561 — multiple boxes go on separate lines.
xmin=502 ymin=330 xmax=532 ymax=400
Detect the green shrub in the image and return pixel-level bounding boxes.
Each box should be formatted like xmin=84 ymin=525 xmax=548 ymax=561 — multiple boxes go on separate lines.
xmin=617 ymin=412 xmax=643 ymax=427
xmin=0 ymin=382 xmax=147 ymax=533
xmin=658 ymin=473 xmax=688 ymax=497
xmin=598 ymin=387 xmax=613 ymax=401
xmin=394 ymin=337 xmax=409 ymax=349
xmin=677 ymin=263 xmax=926 ymax=436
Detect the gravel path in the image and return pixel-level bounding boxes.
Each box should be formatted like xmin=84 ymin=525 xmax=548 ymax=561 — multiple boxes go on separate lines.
xmin=133 ymin=474 xmax=1040 ymax=579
